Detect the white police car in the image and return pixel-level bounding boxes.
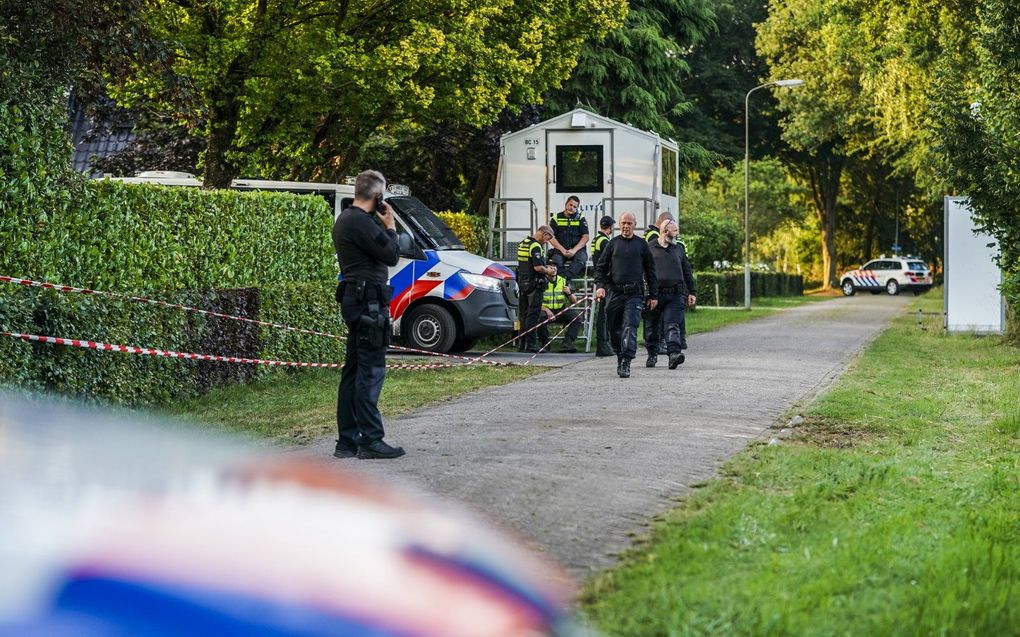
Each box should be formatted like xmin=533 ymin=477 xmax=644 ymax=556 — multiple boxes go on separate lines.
xmin=840 ymin=256 xmax=934 ymax=296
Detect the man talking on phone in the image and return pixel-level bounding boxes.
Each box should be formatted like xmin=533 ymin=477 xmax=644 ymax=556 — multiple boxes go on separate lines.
xmin=331 ymin=170 xmax=405 ymax=459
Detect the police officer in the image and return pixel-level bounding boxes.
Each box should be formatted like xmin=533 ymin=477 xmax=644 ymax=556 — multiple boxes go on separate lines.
xmin=548 ymin=196 xmax=590 ymax=280
xmin=644 ymin=211 xmax=675 ymax=356
xmin=538 ymin=265 xmax=583 ymax=353
xmin=517 ymin=225 xmax=556 ymax=353
xmin=332 ymin=170 xmax=404 ymax=460
xmin=590 ymin=215 xmax=614 ymax=357
xmin=645 ymin=219 xmax=696 ymax=369
xmin=594 ymin=212 xmax=658 ymax=378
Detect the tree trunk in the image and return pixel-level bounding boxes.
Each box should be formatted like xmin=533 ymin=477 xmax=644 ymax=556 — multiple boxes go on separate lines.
xmin=469 ymin=166 xmax=496 ymax=216
xmin=202 ymin=83 xmax=243 ymax=189
xmin=806 ymin=150 xmax=843 ymax=289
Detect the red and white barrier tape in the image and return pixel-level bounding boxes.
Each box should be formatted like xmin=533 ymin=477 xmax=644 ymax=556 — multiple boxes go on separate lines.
xmin=0 ymin=331 xmax=479 ymax=372
xmin=0 ymin=275 xmax=343 ymax=341
xmin=1 ymin=274 xmax=514 ymax=367
xmin=1 ymin=331 xmax=341 ymax=368
xmin=523 ymin=304 xmax=589 ymax=365
xmin=466 ymin=296 xmax=590 ymax=364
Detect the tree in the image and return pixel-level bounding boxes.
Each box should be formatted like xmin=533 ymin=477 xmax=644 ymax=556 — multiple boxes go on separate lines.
xmin=675 ymin=0 xmax=784 ymax=164
xmin=930 ymin=0 xmax=1020 ymax=323
xmin=544 ymin=0 xmax=717 ymax=172
xmin=107 ymin=0 xmax=627 ymax=188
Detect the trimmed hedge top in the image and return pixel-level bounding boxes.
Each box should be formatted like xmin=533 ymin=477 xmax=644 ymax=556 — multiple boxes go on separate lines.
xmin=0 ymin=180 xmax=337 ymax=292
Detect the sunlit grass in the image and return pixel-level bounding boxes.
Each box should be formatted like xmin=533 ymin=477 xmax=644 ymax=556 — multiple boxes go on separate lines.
xmin=582 ymin=288 xmax=1020 ymax=636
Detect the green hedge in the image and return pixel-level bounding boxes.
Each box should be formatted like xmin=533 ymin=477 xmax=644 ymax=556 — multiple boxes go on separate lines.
xmin=0 ymin=282 xmax=345 ymax=405
xmin=1 ymin=179 xmax=336 ymax=292
xmin=435 ymin=210 xmax=489 ymax=255
xmin=694 ymin=271 xmax=804 ymax=306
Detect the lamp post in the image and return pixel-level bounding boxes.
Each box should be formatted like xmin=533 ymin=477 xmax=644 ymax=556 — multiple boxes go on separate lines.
xmin=744 ymin=78 xmax=804 ymax=310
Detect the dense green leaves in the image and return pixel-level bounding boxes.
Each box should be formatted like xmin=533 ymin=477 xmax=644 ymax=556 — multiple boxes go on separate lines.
xmin=1 ymin=180 xmax=336 ymax=291
xmin=929 ymin=0 xmax=1020 ymax=327
xmin=107 ymin=0 xmax=628 ymax=187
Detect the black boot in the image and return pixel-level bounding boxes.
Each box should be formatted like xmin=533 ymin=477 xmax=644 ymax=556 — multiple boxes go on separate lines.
xmin=668 ymin=351 xmax=686 ymax=369
xmin=646 ymin=352 xmax=658 ymax=368
xmin=617 ymin=356 xmax=631 ymax=378
xmin=333 ymin=438 xmax=358 ymax=459
xmin=357 ymin=439 xmax=406 ymax=459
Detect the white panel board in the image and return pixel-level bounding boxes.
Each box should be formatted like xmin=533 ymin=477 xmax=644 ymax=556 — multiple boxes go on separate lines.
xmin=944 ymin=196 xmax=1004 ymax=333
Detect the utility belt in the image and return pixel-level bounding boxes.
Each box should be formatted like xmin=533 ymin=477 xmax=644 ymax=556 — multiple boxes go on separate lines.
xmin=336 ymin=280 xmax=393 ymax=348
xmin=519 ymin=277 xmax=547 ymax=294
xmin=336 ymin=279 xmax=393 ymax=304
xmin=610 ymin=282 xmax=643 ymax=295
xmin=658 ymin=284 xmax=684 ymax=295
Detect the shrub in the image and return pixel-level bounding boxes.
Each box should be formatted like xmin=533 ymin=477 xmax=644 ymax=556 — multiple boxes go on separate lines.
xmin=436 ymin=210 xmax=489 ymax=255
xmin=0 ymin=282 xmax=345 ymax=405
xmin=694 ymin=272 xmax=803 ymax=306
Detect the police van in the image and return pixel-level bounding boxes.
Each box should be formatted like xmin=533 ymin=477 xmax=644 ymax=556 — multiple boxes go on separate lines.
xmin=107 ymin=172 xmax=518 ymax=353
xmin=839 ymin=256 xmax=934 ymax=296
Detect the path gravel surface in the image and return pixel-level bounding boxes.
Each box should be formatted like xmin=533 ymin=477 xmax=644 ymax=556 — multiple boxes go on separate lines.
xmin=301 ymin=294 xmax=908 ymax=580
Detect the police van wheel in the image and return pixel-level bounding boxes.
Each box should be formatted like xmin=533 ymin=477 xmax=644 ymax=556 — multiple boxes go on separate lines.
xmin=886 ymin=279 xmax=900 ymax=296
xmin=405 ymin=305 xmax=457 ymax=353
xmin=841 ymin=280 xmax=855 ymax=297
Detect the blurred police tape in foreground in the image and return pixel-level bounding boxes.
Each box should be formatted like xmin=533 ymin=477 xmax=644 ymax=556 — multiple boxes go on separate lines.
xmin=0 ymin=393 xmax=594 ymax=637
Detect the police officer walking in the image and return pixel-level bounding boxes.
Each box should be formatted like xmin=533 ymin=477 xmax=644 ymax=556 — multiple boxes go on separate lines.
xmin=517 ymin=225 xmax=556 ymax=353
xmin=644 ymin=211 xmax=675 ymax=356
xmin=594 ymin=212 xmax=658 ymax=378
xmin=332 ymin=170 xmax=405 ymax=460
xmin=590 ymin=215 xmax=614 ymax=357
xmin=644 ymin=219 xmax=696 ymax=369
xmin=548 ymin=196 xmax=590 ymax=280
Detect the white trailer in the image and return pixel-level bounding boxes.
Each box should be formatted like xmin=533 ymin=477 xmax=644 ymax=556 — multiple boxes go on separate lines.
xmin=490 ymin=108 xmax=680 ymax=261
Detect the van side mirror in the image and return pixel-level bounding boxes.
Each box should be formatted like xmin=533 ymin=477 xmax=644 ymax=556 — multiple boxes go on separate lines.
xmin=398 ymin=232 xmax=421 ymax=258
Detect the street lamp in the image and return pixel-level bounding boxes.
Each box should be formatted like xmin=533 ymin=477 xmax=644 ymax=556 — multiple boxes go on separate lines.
xmin=744 ymin=78 xmax=804 ymax=310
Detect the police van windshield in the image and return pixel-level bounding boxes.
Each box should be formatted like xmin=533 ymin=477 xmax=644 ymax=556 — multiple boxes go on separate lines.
xmin=387 ymin=196 xmax=464 ymax=251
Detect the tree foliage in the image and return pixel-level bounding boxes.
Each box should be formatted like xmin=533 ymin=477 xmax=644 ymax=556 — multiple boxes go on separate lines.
xmin=544 ymin=0 xmax=717 ymax=171
xmin=105 ymin=0 xmax=627 ymax=188
xmin=674 ymin=0 xmax=784 ymax=164
xmin=930 ymin=0 xmax=1020 ymax=320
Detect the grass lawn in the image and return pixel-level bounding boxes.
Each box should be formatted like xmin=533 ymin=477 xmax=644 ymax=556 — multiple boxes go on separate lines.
xmin=163 ymin=363 xmax=545 ymax=445
xmin=581 ymin=289 xmax=1020 ymax=635
xmin=685 ymin=294 xmax=833 ymax=336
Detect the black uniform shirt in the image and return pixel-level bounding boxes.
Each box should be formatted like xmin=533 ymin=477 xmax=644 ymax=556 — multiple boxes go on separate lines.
xmin=332 ymin=206 xmax=400 ymax=284
xmin=650 ymin=240 xmax=685 ymax=291
xmin=595 ymin=235 xmax=658 ymax=298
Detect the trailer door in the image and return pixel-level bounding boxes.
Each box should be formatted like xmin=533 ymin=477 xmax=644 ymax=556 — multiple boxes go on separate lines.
xmin=546 ymin=129 xmax=613 ymax=223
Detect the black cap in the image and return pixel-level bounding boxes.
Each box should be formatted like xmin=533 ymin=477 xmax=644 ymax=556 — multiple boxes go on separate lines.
xmin=599 ymin=215 xmax=615 ymax=227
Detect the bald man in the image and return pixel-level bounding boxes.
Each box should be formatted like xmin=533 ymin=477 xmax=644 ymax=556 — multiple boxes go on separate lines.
xmin=593 ymin=212 xmax=658 ymax=378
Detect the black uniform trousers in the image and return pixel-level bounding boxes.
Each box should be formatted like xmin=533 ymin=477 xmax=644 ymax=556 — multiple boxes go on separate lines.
xmin=548 ymin=247 xmax=588 ymax=280
xmin=606 ymin=288 xmax=645 ymax=360
xmin=337 ymin=292 xmax=389 ymax=447
xmin=644 ymin=291 xmax=686 ymax=355
xmin=517 ymin=277 xmax=546 ymax=349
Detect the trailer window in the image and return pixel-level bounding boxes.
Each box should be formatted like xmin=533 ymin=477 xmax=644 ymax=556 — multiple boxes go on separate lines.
xmin=661 ymin=147 xmax=678 ymax=197
xmin=555 ymin=145 xmax=603 ymax=193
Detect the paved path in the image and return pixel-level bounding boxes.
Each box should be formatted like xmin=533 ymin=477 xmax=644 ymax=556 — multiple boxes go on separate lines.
xmin=301 ymin=294 xmax=907 ymax=580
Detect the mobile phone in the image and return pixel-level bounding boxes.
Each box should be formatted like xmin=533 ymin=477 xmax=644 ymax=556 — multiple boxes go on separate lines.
xmin=375 ymin=194 xmax=386 ymax=215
